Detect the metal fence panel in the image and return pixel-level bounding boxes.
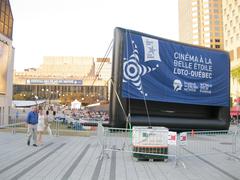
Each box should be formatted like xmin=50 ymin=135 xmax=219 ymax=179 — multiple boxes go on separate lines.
xmin=99 ymin=125 xmax=240 ymax=162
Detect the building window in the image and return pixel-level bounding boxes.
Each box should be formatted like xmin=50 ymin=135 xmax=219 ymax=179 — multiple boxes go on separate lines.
xmin=192 ymin=23 xmax=198 ymax=28
xmin=215 ymin=39 xmax=220 ymax=42
xmin=193 ymin=35 xmax=199 ymax=39
xmin=193 ymin=29 xmax=198 ymax=33
xmin=229 ymin=50 xmax=234 ymax=61
xmin=192 ymin=1 xmax=197 ymax=6
xmin=232 ymin=10 xmax=235 ymax=16
xmin=233 ymin=26 xmax=236 ymax=33
xmin=204 ymin=20 xmax=210 ymax=25
xmin=204 ymin=9 xmax=209 ymax=14
xmin=215 ymin=45 xmax=220 ymax=48
xmin=237 ymin=47 xmax=240 ymax=59
xmin=204 ymin=15 xmax=209 ymax=20
xmin=231 ymin=37 xmax=234 ymax=44
xmin=237 ymin=34 xmax=239 ymax=41
xmin=192 ymin=12 xmax=198 ymax=17
xmin=204 ymin=27 xmax=210 ymax=31
xmin=236 ymin=16 xmax=239 ymax=23
xmin=192 ymin=7 xmax=198 ymax=11
xmin=215 ymin=32 xmax=220 ymax=37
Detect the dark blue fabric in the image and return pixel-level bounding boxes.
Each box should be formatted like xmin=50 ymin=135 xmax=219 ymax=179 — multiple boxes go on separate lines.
xmin=122 ymin=31 xmax=230 ymax=107
xmin=26 ymin=111 xmax=38 ymax=125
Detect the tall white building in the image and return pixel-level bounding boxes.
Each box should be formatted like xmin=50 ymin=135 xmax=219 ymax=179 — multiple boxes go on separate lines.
xmin=0 ymin=0 xmax=14 ymax=125
xmin=222 ymin=0 xmax=240 ymax=99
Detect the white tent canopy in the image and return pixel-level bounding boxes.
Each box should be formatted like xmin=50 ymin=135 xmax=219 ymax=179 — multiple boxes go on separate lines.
xmin=71 ymin=99 xmax=81 ymax=109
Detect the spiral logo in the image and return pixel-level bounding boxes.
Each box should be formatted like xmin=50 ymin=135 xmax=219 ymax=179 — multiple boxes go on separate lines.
xmin=123 ymin=54 xmax=144 ymax=94
xmin=124 ymin=59 xmax=140 ymax=81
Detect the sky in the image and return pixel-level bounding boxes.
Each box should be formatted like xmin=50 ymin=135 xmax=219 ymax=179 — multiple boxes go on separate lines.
xmin=9 ymin=0 xmax=179 ymax=71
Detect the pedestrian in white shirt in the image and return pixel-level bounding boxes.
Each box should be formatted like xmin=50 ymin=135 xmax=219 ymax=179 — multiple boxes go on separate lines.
xmin=37 ymin=106 xmax=47 ymax=145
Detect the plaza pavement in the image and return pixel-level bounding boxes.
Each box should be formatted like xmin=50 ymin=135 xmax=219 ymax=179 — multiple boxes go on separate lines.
xmin=0 ymin=126 xmax=240 ymax=180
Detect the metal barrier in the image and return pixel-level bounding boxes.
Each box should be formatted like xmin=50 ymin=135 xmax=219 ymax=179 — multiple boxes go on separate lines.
xmin=50 ymin=119 xmax=100 ymax=137
xmin=0 ymin=122 xmax=26 ymax=134
xmin=99 ymin=126 xmax=178 ymax=162
xmin=0 ymin=120 xmax=97 ymax=137
xmin=2 ymin=112 xmax=105 ymax=137
xmin=98 ymin=124 xmax=240 ymax=164
xmin=2 ymin=119 xmax=239 ymax=161
xmin=178 ymin=130 xmax=238 ymax=157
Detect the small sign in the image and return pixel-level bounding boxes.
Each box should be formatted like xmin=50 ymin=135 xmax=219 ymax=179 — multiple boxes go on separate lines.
xmin=179 ymin=132 xmax=187 ymax=146
xmin=168 ymin=131 xmax=177 ymax=145
xmin=132 ymin=126 xmax=169 ymax=147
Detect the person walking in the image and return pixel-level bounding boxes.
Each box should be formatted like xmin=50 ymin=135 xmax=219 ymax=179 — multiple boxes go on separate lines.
xmin=37 ymin=106 xmax=47 ymax=145
xmin=26 ymin=106 xmax=38 ymax=147
xmin=45 ymin=110 xmax=53 ymax=136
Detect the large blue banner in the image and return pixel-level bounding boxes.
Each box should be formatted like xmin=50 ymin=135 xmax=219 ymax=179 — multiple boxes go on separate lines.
xmin=122 ymin=31 xmax=230 ymax=107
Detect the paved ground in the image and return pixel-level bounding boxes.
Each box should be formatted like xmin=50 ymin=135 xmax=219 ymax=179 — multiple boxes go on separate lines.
xmin=0 ymin=127 xmax=240 ymax=180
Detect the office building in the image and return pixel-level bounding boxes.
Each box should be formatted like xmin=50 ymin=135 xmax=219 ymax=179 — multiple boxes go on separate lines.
xmin=94 ymin=58 xmax=111 ymax=81
xmin=222 ymin=0 xmax=240 ymax=98
xmin=179 ymin=0 xmax=224 ymax=49
xmin=13 ymin=56 xmax=111 ymax=105
xmin=0 ymin=0 xmax=14 ymax=125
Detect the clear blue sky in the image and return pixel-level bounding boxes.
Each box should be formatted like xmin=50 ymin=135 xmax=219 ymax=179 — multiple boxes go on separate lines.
xmin=10 ymin=0 xmax=179 ymax=71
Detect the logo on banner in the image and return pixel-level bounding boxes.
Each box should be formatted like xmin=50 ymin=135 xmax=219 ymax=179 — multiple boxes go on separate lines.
xmin=173 ymin=79 xmax=183 ymax=91
xmin=123 ymin=37 xmax=161 ymax=96
xmin=142 ymin=36 xmax=161 ymax=62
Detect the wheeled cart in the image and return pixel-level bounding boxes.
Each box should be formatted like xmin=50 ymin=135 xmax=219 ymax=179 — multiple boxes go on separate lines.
xmin=132 ymin=126 xmax=169 ymax=161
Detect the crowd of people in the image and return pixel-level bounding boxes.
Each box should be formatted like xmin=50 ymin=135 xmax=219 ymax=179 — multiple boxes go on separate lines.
xmin=71 ymin=109 xmax=109 ymax=121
